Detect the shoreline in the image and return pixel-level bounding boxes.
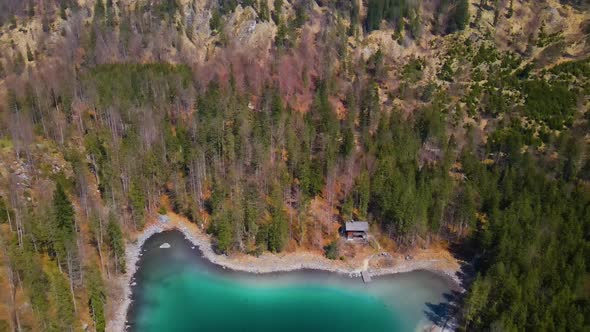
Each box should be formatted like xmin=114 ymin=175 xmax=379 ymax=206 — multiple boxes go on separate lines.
xmin=107 ymin=217 xmax=463 ymax=332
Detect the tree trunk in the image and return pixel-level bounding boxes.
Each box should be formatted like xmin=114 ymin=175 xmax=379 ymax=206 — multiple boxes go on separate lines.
xmin=0 ymin=231 xmax=22 ymax=332
xmin=66 ymin=251 xmax=78 ymax=313
xmin=97 ymin=214 xmax=109 ymax=278
xmin=6 ymin=207 xmax=14 ymax=232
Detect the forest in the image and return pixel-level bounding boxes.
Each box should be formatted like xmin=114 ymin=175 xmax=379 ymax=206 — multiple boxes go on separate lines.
xmin=0 ymin=0 xmax=588 ymax=331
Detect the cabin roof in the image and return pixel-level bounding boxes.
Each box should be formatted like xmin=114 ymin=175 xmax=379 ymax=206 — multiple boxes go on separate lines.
xmin=345 ymin=221 xmax=369 ymax=232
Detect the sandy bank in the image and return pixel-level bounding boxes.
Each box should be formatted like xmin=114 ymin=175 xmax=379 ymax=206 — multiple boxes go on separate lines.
xmin=107 ymin=216 xmax=463 ymax=332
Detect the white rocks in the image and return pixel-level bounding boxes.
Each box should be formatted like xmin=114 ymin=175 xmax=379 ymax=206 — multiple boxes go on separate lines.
xmin=159 ymin=242 xmax=171 ymax=249
xmin=110 ymin=220 xmax=462 ymax=332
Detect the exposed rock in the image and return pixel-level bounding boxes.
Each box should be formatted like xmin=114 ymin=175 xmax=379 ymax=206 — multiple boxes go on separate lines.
xmin=225 ymin=5 xmax=276 ymax=51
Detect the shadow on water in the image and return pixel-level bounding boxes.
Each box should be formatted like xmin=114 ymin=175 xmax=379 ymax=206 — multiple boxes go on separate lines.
xmin=423 ymin=240 xmax=479 ymax=330
xmin=424 ymin=290 xmax=462 ymax=330
xmin=130 ymin=231 xmax=460 ymax=332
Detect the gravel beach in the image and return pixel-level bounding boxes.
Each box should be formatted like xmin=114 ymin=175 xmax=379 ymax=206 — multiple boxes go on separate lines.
xmin=107 ymin=216 xmax=462 ymax=332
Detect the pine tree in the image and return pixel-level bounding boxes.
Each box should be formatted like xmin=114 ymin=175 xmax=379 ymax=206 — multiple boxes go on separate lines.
xmin=129 ymin=180 xmax=145 ymax=227
xmin=9 ymin=241 xmax=50 ymax=320
xmin=463 ymin=274 xmax=491 ymax=328
xmin=60 ymin=1 xmax=68 ymax=20
xmin=107 ymin=212 xmax=125 ymax=273
xmin=28 ymin=0 xmax=35 ymax=17
xmin=268 ymin=185 xmax=288 ymax=252
xmin=86 ymin=265 xmax=106 ymax=332
xmin=341 ymin=195 xmax=353 ymax=221
xmin=366 ymin=0 xmax=384 ymax=32
xmin=0 ymin=197 xmax=10 ymax=224
xmin=258 ymin=0 xmax=270 ymax=22
xmin=9 ymin=15 xmax=17 ymax=29
xmin=26 ymin=45 xmax=34 ymax=62
xmin=49 ymin=267 xmax=75 ymax=331
xmin=215 ymin=218 xmax=232 ymax=254
xmin=96 ymin=0 xmax=105 ymax=17
xmin=13 ymin=52 xmax=25 ymax=75
xmin=275 ymin=23 xmax=288 ymax=48
xmin=455 ymin=0 xmax=469 ymax=31
xmin=340 ymin=124 xmax=354 ymax=157
xmin=272 ymin=0 xmax=283 ymax=24
xmin=349 ymin=0 xmax=359 ymax=36
xmin=53 ymin=182 xmax=76 ymax=242
xmin=210 ymin=9 xmax=221 ymax=32
xmin=106 ymin=0 xmax=116 ymax=26
xmin=94 ymin=0 xmax=105 ymax=23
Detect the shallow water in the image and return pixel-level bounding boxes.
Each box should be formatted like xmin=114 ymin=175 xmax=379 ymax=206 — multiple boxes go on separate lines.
xmin=127 ymin=231 xmax=452 ymax=332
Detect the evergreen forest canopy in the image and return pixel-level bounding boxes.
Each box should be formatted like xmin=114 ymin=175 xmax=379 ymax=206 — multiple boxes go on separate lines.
xmin=0 ymin=0 xmax=588 ymax=331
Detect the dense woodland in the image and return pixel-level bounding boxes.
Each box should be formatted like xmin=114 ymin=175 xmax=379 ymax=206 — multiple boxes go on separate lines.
xmin=0 ymin=0 xmax=588 ymax=331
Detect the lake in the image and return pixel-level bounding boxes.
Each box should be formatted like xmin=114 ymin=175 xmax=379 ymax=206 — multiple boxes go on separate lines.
xmin=127 ymin=231 xmax=452 ymax=332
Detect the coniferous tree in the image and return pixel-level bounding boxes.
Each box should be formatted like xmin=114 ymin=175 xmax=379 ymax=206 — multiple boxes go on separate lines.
xmin=258 ymin=0 xmax=270 ymax=22
xmin=13 ymin=52 xmax=25 ymax=75
xmin=349 ymin=0 xmax=359 ymax=36
xmin=26 ymin=45 xmax=34 ymax=62
xmin=49 ymin=267 xmax=75 ymax=331
xmin=86 ymin=265 xmax=106 ymax=332
xmin=106 ymin=0 xmax=116 ymax=26
xmin=215 ymin=217 xmax=232 ymax=254
xmin=28 ymin=0 xmax=35 ymax=17
xmin=365 ymin=0 xmax=384 ymax=32
xmin=60 ymin=5 xmax=67 ymax=20
xmin=0 ymin=197 xmax=11 ymax=224
xmin=268 ymin=185 xmax=288 ymax=252
xmin=454 ymin=0 xmax=470 ymax=31
xmin=94 ymin=0 xmax=105 ymax=20
xmin=272 ymin=0 xmax=283 ymax=24
xmin=0 ymin=60 xmax=5 ymax=79
xmin=106 ymin=212 xmax=125 ymax=273
xmin=129 ymin=180 xmax=146 ymax=228
xmin=53 ymin=182 xmax=76 ymax=261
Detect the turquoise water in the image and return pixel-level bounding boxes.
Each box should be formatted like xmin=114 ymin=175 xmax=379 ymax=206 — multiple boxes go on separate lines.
xmin=128 ymin=231 xmax=452 ymax=332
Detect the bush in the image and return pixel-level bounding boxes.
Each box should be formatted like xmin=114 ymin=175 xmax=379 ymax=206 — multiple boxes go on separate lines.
xmin=158 ymin=206 xmax=167 ymax=215
xmin=323 ymin=240 xmax=339 ymax=260
xmin=0 ymin=320 xmax=9 ymax=332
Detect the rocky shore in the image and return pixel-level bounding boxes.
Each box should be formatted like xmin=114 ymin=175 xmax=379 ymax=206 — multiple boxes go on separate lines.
xmin=107 ymin=216 xmax=462 ymax=332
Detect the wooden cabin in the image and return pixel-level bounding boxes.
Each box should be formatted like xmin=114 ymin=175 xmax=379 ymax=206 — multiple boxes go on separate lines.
xmin=345 ymin=221 xmax=369 ymax=240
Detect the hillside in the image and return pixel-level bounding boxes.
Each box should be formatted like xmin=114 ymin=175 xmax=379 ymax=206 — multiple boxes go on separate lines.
xmin=0 ymin=0 xmax=589 ymax=331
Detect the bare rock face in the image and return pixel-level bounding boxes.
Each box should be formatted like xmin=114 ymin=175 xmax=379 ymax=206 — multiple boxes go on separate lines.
xmin=189 ymin=4 xmax=213 ymax=39
xmin=225 ymin=5 xmax=276 ymax=52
